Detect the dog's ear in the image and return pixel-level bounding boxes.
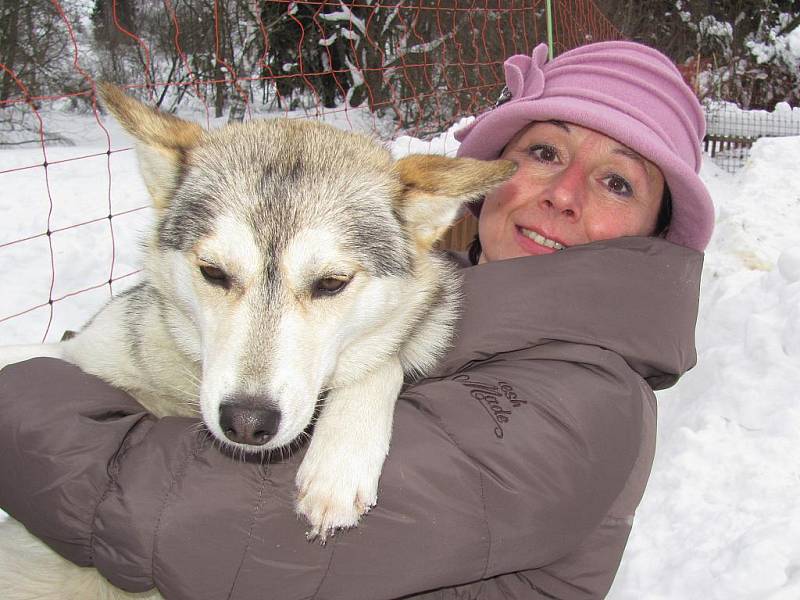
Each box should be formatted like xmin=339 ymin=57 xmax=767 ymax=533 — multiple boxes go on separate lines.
xmin=393 ymin=155 xmax=516 ymax=249
xmin=98 ymin=83 xmax=204 ymax=209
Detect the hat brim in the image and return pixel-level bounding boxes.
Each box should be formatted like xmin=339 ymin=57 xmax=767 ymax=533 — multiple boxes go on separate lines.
xmin=456 ymin=96 xmax=714 ymax=252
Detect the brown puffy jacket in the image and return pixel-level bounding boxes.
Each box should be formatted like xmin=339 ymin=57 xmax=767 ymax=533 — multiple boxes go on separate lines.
xmin=0 ymin=237 xmax=703 ymax=599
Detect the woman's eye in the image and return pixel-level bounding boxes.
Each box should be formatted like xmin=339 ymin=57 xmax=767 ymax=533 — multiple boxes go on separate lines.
xmin=312 ymin=277 xmax=350 ymax=298
xmin=528 ymin=144 xmax=559 ymax=163
xmin=199 ymin=264 xmax=230 ymax=289
xmin=604 ymin=174 xmax=633 ymax=197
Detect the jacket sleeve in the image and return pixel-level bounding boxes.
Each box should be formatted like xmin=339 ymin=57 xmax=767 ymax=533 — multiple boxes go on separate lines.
xmin=0 ymin=343 xmax=645 ymax=600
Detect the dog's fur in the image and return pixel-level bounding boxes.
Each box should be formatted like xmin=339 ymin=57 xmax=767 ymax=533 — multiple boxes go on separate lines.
xmin=0 ymin=84 xmax=514 ymax=599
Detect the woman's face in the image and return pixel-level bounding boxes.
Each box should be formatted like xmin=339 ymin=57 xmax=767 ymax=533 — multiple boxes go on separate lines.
xmin=477 ymin=121 xmax=665 ymax=263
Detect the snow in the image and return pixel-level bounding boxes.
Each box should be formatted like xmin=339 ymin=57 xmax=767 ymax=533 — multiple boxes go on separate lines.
xmin=340 ymin=27 xmax=361 ymax=43
xmin=705 ymin=101 xmax=800 ymax=138
xmin=698 ymin=15 xmax=733 ymax=40
xmin=610 ymin=146 xmax=800 ymax=599
xmin=788 ymin=26 xmax=800 ymax=61
xmin=746 ymin=13 xmax=800 ymax=70
xmin=318 ymin=32 xmax=338 ymax=47
xmin=318 ymin=3 xmax=367 ymax=38
xmin=2 ymin=107 xmax=800 ymax=598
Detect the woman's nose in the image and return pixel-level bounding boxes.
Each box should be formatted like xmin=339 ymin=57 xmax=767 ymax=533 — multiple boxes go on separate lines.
xmin=540 ymin=164 xmax=584 ymax=219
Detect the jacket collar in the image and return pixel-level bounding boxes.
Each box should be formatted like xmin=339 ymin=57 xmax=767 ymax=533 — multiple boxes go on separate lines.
xmin=437 ymin=237 xmax=703 ymax=390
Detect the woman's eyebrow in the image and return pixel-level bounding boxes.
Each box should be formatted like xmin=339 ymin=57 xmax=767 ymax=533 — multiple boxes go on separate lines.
xmin=613 ymin=147 xmax=648 ymax=170
xmin=546 ymin=120 xmax=570 ymax=132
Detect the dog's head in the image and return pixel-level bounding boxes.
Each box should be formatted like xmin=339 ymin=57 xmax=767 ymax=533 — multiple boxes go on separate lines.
xmin=100 ymin=84 xmax=515 ymax=452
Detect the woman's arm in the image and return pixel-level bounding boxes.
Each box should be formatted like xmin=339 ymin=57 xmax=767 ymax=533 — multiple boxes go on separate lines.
xmin=0 ymin=346 xmax=645 ymax=600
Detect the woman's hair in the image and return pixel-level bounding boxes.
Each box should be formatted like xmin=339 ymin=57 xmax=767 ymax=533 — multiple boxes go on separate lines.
xmin=655 ymin=184 xmax=673 ymax=239
xmin=467 ymin=229 xmax=483 ymax=266
xmin=467 ymin=184 xmax=673 ymax=266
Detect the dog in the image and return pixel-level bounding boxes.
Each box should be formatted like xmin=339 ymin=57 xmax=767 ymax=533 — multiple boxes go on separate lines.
xmin=0 ymin=84 xmax=515 ymax=598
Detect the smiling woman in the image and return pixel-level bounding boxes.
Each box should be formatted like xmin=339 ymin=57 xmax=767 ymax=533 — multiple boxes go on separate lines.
xmin=457 ymin=41 xmax=714 ymax=259
xmin=476 ymin=120 xmax=667 ymax=263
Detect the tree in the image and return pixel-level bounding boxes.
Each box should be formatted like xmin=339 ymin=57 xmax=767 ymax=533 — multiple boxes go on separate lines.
xmin=593 ymin=0 xmax=800 ymax=109
xmin=0 ymin=0 xmax=86 ymax=102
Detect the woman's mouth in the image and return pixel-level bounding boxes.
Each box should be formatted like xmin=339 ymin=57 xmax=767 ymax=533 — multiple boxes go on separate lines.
xmin=518 ymin=226 xmax=566 ymax=250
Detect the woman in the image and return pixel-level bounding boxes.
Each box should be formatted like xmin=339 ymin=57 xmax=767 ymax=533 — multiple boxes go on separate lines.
xmin=0 ymin=41 xmax=712 ymax=599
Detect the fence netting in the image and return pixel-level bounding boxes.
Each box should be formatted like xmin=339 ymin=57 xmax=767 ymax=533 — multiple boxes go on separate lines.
xmin=0 ymin=0 xmax=622 ymax=343
xmin=703 ymin=100 xmax=800 ymax=173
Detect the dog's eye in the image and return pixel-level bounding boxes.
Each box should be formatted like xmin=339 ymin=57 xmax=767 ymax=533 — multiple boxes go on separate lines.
xmin=312 ymin=277 xmax=349 ymax=298
xmin=199 ymin=264 xmax=230 ymax=289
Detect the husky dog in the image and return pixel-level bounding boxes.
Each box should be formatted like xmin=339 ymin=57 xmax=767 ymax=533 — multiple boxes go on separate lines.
xmin=0 ymin=85 xmax=514 ymax=598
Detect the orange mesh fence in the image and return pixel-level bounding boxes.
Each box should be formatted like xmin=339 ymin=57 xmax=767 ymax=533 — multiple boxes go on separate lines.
xmin=550 ymin=0 xmax=620 ymax=52
xmin=0 ymin=0 xmax=620 ymax=343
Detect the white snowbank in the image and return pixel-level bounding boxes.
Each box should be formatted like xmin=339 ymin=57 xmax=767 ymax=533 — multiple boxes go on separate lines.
xmin=611 ymin=137 xmax=800 ymax=599
xmin=706 ymin=101 xmax=800 ymax=138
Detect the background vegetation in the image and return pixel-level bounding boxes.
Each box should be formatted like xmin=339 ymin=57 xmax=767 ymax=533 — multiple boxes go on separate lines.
xmin=0 ymin=0 xmax=797 ymax=133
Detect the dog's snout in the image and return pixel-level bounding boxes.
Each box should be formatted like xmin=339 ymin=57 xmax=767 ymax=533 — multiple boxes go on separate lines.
xmin=219 ymin=398 xmax=281 ymax=446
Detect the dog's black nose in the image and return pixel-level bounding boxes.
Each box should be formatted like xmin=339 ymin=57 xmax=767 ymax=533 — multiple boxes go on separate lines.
xmin=219 ymin=399 xmax=281 ymax=446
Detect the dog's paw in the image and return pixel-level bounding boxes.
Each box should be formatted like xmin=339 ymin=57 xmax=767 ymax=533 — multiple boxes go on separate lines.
xmin=294 ymin=448 xmax=382 ymax=543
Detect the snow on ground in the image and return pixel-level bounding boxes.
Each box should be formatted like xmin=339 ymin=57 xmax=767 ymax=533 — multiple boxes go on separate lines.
xmin=1 ymin=108 xmax=800 ymax=599
xmin=610 ymin=138 xmax=800 ymax=599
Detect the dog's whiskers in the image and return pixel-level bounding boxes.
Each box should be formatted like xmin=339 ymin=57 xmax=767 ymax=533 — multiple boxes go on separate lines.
xmin=187 ymin=421 xmax=208 ymax=434
xmin=178 ymin=364 xmax=203 ymax=387
xmin=187 ymin=424 xmax=215 ymax=448
xmin=160 ymin=380 xmax=199 ymax=403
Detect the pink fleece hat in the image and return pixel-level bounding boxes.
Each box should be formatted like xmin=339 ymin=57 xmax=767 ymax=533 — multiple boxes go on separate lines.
xmin=455 ymin=41 xmax=714 ymax=252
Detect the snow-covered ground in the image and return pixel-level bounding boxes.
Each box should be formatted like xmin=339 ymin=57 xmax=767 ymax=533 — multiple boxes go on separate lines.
xmin=1 ymin=108 xmax=799 ymax=599
xmin=610 ymin=136 xmax=800 ymax=599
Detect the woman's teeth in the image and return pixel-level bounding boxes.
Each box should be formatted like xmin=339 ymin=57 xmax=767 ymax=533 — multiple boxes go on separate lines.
xmin=520 ymin=227 xmax=566 ymax=250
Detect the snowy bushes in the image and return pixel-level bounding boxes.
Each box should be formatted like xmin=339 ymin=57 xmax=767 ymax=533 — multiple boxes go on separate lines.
xmin=594 ymin=0 xmax=799 ymax=110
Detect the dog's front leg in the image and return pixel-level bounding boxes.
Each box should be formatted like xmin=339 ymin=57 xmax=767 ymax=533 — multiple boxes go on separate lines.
xmin=295 ymin=356 xmax=404 ymax=541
